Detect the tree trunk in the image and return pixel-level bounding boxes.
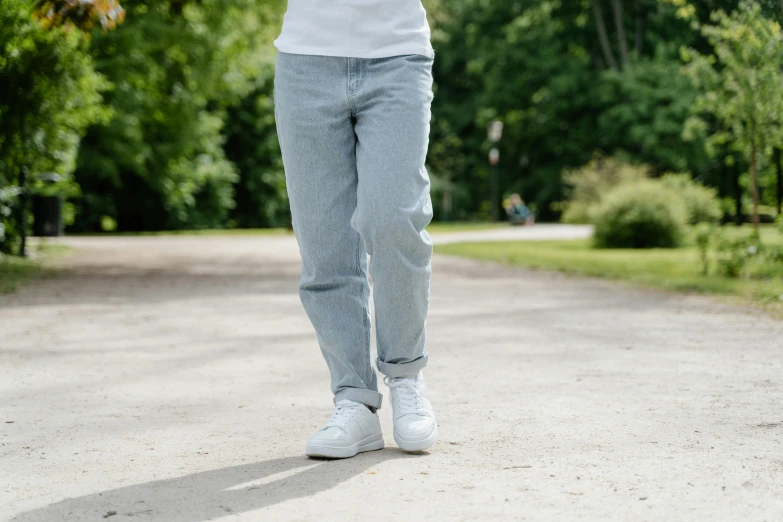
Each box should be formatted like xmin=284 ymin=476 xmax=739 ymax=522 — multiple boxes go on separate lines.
xmin=611 ymin=0 xmax=630 ymax=67
xmin=18 ymin=167 xmax=27 ymax=257
xmin=18 ymin=112 xmax=28 ymax=257
xmin=634 ymin=0 xmax=644 ymax=55
xmin=750 ymin=134 xmax=760 ymax=231
xmin=775 ymin=147 xmax=782 ymax=216
xmin=442 ymin=174 xmax=452 ymax=222
xmin=733 ymin=160 xmax=743 ymax=225
xmin=591 ymin=0 xmax=619 ymax=71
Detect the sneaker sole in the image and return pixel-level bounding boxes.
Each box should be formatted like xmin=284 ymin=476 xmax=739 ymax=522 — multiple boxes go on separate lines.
xmin=394 ymin=424 xmax=438 ymax=452
xmin=305 ymin=433 xmax=385 ymax=459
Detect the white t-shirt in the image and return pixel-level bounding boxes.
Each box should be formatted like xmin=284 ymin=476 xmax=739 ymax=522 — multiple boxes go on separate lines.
xmin=274 ymin=0 xmax=434 ymax=59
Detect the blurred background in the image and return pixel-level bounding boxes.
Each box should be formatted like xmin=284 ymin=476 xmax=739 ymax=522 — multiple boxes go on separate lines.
xmin=1 ymin=0 xmax=782 ymax=247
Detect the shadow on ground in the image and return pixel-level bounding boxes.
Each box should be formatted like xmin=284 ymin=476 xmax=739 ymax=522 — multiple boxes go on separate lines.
xmin=13 ymin=451 xmax=414 ymax=521
xmin=0 ymin=261 xmax=301 ymax=308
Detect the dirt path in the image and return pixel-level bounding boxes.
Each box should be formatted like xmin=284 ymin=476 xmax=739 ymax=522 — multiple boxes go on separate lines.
xmin=1 ymin=233 xmax=781 ymax=521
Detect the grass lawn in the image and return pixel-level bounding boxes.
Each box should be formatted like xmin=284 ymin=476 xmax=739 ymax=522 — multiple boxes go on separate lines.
xmin=0 ymin=244 xmax=69 ymax=294
xmin=71 ymin=222 xmax=504 ymax=237
xmin=0 ymin=255 xmax=41 ymax=294
xmin=436 ymin=225 xmax=783 ymax=314
xmin=426 ymin=222 xmax=506 ymax=234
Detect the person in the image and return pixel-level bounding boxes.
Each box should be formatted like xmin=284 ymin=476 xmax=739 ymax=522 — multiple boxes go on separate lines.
xmin=504 ymin=193 xmax=535 ymax=226
xmin=273 ymin=0 xmax=438 ymax=459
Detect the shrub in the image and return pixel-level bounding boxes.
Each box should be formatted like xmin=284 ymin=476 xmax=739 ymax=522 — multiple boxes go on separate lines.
xmin=660 ymin=174 xmax=722 ymax=224
xmin=768 ymin=245 xmax=783 ymax=270
xmin=0 ymin=187 xmax=22 ymax=254
xmin=714 ymin=230 xmax=764 ymax=278
xmin=561 ymin=156 xmax=650 ymax=224
xmin=693 ymin=225 xmax=783 ymax=279
xmin=592 ymin=181 xmax=688 ymax=249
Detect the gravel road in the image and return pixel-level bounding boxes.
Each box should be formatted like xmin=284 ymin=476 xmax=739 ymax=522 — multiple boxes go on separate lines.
xmin=1 ymin=231 xmax=781 ymax=521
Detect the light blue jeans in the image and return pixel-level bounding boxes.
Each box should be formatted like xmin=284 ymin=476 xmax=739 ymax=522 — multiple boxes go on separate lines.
xmin=274 ymin=52 xmax=434 ymax=409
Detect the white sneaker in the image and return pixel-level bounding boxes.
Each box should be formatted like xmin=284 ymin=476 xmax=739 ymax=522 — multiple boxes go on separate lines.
xmin=384 ymin=372 xmax=438 ymax=451
xmin=305 ymin=400 xmax=385 ymax=459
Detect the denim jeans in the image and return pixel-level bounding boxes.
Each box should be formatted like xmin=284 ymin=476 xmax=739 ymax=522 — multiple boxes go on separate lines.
xmin=274 ymin=52 xmax=434 ymax=409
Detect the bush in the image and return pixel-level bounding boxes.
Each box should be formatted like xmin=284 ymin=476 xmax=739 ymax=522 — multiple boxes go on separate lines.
xmin=0 ymin=187 xmax=21 ymax=254
xmin=660 ymin=174 xmax=722 ymax=224
xmin=697 ymin=226 xmax=783 ymax=279
xmin=592 ymin=181 xmax=688 ymax=249
xmin=714 ymin=231 xmax=763 ymax=278
xmin=561 ymin=156 xmax=650 ymax=224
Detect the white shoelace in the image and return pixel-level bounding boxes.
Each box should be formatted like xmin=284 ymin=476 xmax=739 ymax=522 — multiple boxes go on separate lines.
xmin=322 ymin=400 xmax=363 ymax=430
xmin=384 ymin=376 xmax=431 ymax=418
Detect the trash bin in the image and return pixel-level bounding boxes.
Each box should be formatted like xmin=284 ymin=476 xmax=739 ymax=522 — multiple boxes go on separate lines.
xmin=32 ymin=195 xmax=63 ymax=237
xmin=31 ymin=173 xmax=63 ymax=237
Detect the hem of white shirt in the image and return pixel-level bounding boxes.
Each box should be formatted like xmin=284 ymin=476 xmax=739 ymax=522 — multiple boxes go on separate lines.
xmin=273 ymin=41 xmax=435 ymax=59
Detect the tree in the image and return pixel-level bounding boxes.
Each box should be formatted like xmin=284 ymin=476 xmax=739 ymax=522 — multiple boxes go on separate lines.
xmin=223 ymin=63 xmax=289 ymax=229
xmin=71 ymin=0 xmax=283 ymax=232
xmin=429 ymin=0 xmax=706 ymax=220
xmin=0 ymin=0 xmax=111 ymax=254
xmin=682 ymin=1 xmax=783 ymax=230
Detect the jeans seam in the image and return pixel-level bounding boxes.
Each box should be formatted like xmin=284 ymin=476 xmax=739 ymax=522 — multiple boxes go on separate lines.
xmin=346 ymin=58 xmax=357 ymax=115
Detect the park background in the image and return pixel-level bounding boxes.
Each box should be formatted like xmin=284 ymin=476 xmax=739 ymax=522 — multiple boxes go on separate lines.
xmin=2 ymin=0 xmax=783 ymax=311
xmin=3 ymin=3 xmax=783 ymax=519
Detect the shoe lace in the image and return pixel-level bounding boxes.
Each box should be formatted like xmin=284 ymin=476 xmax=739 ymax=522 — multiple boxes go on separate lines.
xmin=323 ymin=401 xmax=362 ymax=430
xmin=384 ymin=376 xmax=430 ymax=418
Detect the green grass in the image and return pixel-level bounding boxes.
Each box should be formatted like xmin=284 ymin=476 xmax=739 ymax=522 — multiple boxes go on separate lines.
xmin=426 ymin=222 xmax=506 ymax=234
xmin=0 ymin=244 xmax=69 ymax=294
xmin=71 ymin=222 xmax=503 ymax=237
xmin=0 ymin=255 xmax=41 ymax=294
xmin=436 ymin=225 xmax=783 ymax=314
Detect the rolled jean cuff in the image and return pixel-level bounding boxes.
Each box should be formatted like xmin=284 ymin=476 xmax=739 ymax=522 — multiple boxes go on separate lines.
xmin=334 ymin=387 xmax=383 ymax=410
xmin=376 ymin=352 xmax=428 ymax=379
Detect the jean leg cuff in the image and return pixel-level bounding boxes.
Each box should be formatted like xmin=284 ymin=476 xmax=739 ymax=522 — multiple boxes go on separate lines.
xmin=334 ymin=387 xmax=383 ymax=410
xmin=376 ymin=352 xmax=428 ymax=379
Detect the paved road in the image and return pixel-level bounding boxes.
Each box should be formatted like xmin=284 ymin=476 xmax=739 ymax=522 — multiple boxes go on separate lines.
xmin=1 ymin=232 xmax=781 ymax=521
xmin=430 ymin=224 xmax=593 ymax=244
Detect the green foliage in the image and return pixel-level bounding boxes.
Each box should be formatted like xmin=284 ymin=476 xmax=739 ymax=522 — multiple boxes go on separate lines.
xmin=5 ymin=0 xmax=782 ymax=236
xmin=660 ymin=173 xmax=722 ymax=223
xmin=430 ymin=0 xmax=600 ymax=220
xmin=223 ymin=65 xmax=289 ymax=228
xmin=71 ymin=0 xmax=283 ymax=232
xmin=560 ymin=157 xmax=721 ymax=229
xmin=560 ymin=156 xmax=650 ymax=224
xmin=597 ymin=54 xmax=709 ymax=174
xmin=692 ymin=223 xmax=783 ymax=279
xmin=682 ymin=1 xmax=783 ymax=229
xmin=0 ymin=186 xmax=23 ymax=250
xmin=429 ymin=0 xmax=716 ymax=220
xmin=714 ymin=229 xmax=764 ymax=278
xmin=768 ymin=244 xmax=783 ymax=269
xmin=592 ymin=180 xmax=688 ymax=249
xmin=0 ymin=0 xmax=109 ymax=253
